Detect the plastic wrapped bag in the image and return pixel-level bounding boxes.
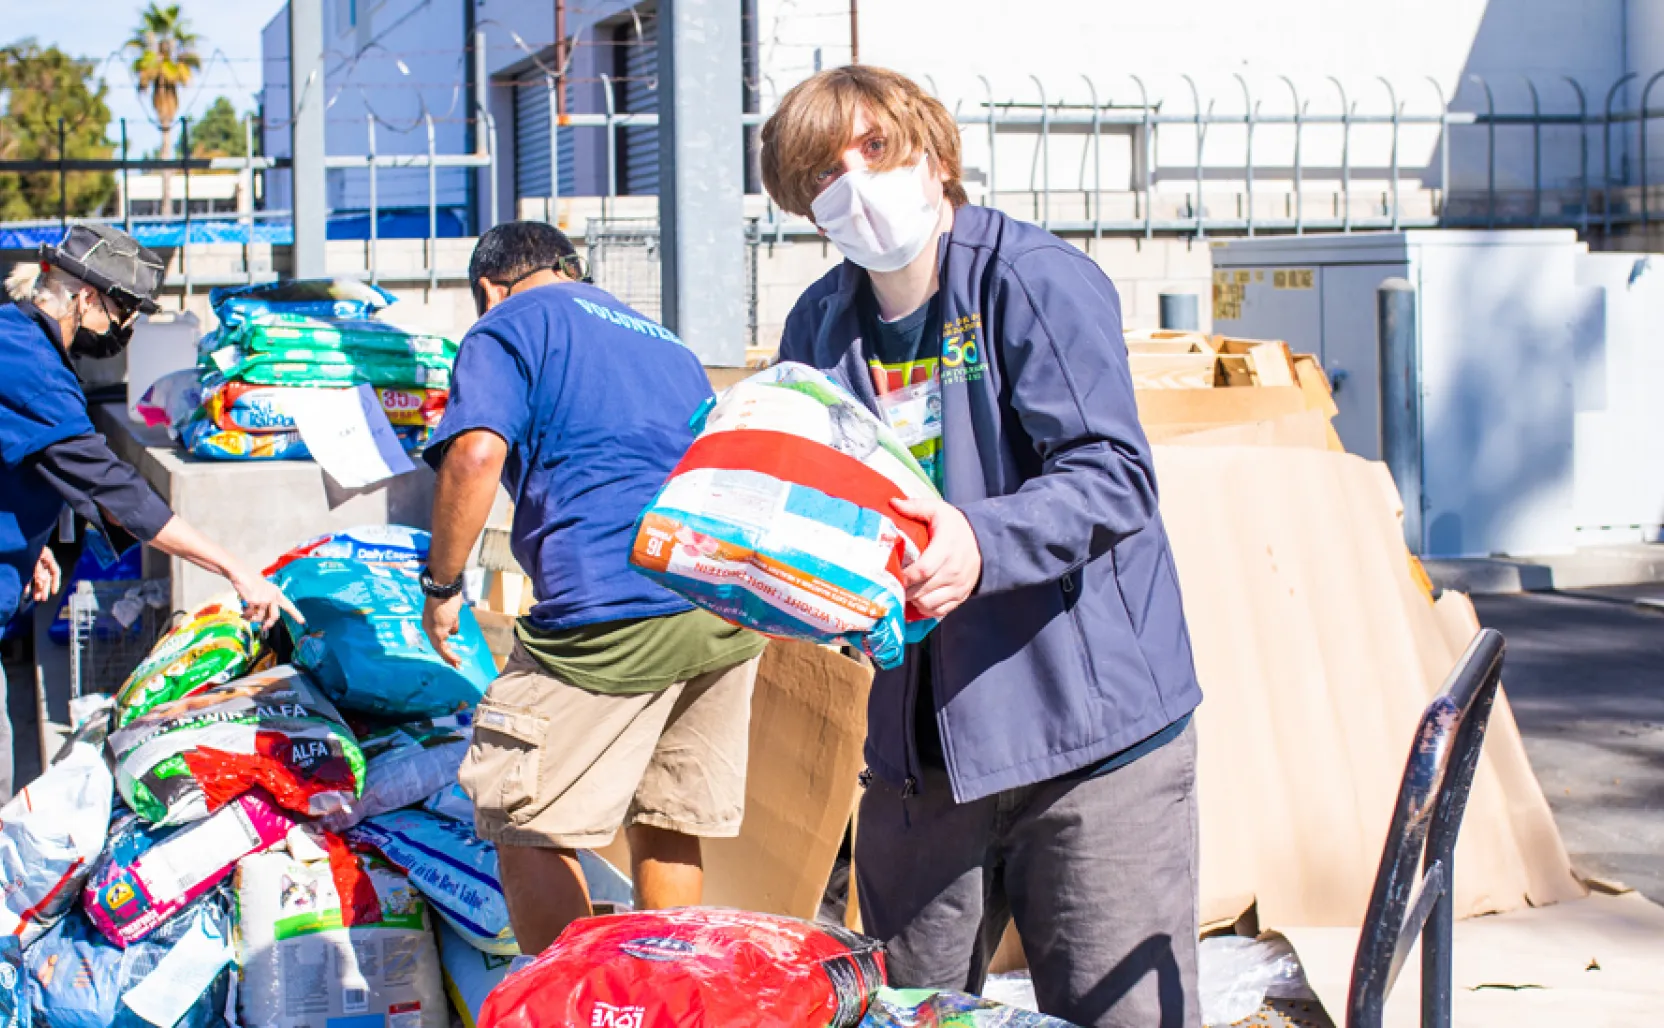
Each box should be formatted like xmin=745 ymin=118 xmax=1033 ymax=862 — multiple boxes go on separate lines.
xmin=0 ymin=936 xmax=26 ymax=1028
xmin=114 ymin=596 xmax=260 ymax=727
xmin=107 ymin=666 xmax=366 ymax=827
xmin=858 ymin=988 xmax=1076 ymax=1027
xmin=262 ymin=524 xmax=430 ymax=577
xmin=319 ymin=715 xmax=471 ymax=832
xmin=203 ymin=381 xmax=448 ymax=435
xmin=26 ymin=895 xmax=233 ymax=1028
xmin=235 ymin=849 xmax=447 ymax=1028
xmin=478 ymin=908 xmax=885 ymax=1028
xmin=275 ymin=558 xmax=494 ymax=718
xmin=82 ymin=792 xmax=293 ymax=947
xmin=208 ymin=278 xmax=396 ymax=321
xmin=133 ymin=367 xmax=204 ymax=432
xmin=0 ymin=744 xmax=114 ymax=948
xmin=211 ymin=347 xmax=454 ymax=390
xmin=437 ymin=918 xmax=514 ymax=1028
xmin=179 ymin=415 xmax=310 ymax=461
xmin=422 ymin=782 xmax=474 ymax=823
xmin=348 ymin=810 xmax=515 ymax=955
xmin=219 ymin=312 xmax=455 ymax=360
xmin=630 ymin=362 xmax=939 ymax=670
xmin=1197 ymin=935 xmax=1310 ymax=1027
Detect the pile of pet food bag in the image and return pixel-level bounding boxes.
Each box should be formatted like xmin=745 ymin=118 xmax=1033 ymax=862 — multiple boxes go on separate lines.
xmin=5 ymin=362 xmax=1076 ymax=1028
xmin=135 ymin=280 xmax=453 ymax=462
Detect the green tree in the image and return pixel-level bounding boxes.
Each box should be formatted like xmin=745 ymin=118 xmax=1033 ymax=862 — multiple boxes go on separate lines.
xmin=0 ymin=42 xmax=115 ymax=221
xmin=188 ymin=96 xmax=247 ymax=158
xmin=127 ymin=2 xmax=201 ymax=214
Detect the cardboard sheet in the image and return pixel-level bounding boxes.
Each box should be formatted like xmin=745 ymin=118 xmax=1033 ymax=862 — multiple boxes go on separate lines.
xmin=1284 ymin=892 xmax=1664 ymax=1028
xmin=1155 ymin=445 xmax=1584 ymax=929
xmin=596 ymin=640 xmax=871 ymax=920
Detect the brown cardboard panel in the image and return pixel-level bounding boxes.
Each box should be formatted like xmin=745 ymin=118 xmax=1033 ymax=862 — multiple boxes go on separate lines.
xmin=472 ymin=608 xmax=516 ymax=672
xmin=1159 ymin=410 xmax=1334 ymax=450
xmin=1155 ymin=445 xmax=1581 ymax=928
xmin=705 ymin=367 xmax=755 ymax=391
xmin=1136 ymin=386 xmax=1308 ymax=428
xmin=595 ymin=640 xmax=872 ymax=920
xmin=1129 ymin=352 xmax=1219 ymax=389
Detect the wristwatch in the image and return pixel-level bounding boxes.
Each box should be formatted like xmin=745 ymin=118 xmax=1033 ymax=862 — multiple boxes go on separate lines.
xmin=419 ymin=566 xmax=465 ymax=600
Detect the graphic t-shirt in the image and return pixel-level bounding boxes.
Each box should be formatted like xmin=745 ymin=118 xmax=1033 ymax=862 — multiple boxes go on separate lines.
xmin=859 ymin=286 xmax=943 ymax=492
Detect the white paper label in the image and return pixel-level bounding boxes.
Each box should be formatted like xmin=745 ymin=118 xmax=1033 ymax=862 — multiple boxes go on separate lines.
xmin=877 ymin=378 xmax=942 ymax=450
xmin=210 ymin=346 xmax=240 ymax=373
xmin=285 ymin=383 xmax=417 ymax=488
xmin=136 ymin=801 xmax=262 ymax=904
xmin=119 ymin=908 xmax=233 ymax=1027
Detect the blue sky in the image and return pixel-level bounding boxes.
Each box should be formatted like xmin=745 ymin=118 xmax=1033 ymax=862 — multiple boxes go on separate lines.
xmin=4 ymin=1 xmax=288 ymax=152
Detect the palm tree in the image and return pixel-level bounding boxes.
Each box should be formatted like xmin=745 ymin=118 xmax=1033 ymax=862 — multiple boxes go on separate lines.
xmin=127 ymin=3 xmax=201 ymax=217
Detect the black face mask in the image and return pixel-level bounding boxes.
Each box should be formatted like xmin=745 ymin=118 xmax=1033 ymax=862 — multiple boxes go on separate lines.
xmin=68 ymin=296 xmax=136 ymax=360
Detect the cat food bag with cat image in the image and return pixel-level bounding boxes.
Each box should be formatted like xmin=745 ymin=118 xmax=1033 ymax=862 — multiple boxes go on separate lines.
xmin=108 ymin=666 xmax=366 ymax=827
xmin=235 ymin=849 xmax=447 ymax=1028
xmin=82 ymin=792 xmax=294 ymax=948
xmin=478 ymin=908 xmax=886 ymax=1028
xmin=629 ymin=362 xmax=940 ymax=670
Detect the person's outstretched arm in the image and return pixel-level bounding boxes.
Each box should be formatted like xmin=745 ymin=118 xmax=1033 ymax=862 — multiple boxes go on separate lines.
xmin=421 ymin=429 xmax=509 ymax=667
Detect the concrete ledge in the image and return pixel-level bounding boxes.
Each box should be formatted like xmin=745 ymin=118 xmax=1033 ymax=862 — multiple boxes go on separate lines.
xmin=1426 ymin=543 xmax=1664 ymax=595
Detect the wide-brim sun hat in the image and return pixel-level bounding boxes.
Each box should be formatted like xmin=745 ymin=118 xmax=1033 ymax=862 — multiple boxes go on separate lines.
xmin=39 ymin=223 xmax=166 ymax=315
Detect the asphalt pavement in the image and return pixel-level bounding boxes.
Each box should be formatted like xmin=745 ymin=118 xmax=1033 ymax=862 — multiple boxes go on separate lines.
xmin=1474 ymin=585 xmax=1664 ymax=905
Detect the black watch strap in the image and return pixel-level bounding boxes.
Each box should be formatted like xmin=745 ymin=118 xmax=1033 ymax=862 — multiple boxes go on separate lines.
xmin=420 ymin=566 xmax=465 ymax=599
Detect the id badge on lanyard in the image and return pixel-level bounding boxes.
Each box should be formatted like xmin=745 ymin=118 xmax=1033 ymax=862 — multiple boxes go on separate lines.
xmin=877 ymin=377 xmax=943 ymax=451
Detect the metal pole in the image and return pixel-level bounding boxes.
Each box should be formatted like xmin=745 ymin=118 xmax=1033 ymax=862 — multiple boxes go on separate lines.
xmin=1470 ymin=76 xmax=1496 ymax=228
xmin=1604 ymin=73 xmax=1635 ymax=236
xmin=1329 ymin=77 xmax=1352 ymax=232
xmin=601 ymin=73 xmax=618 ymax=219
xmin=1566 ymin=77 xmax=1589 ymax=232
xmin=181 ymin=117 xmax=192 ymax=298
xmin=244 ymin=114 xmax=255 ymax=284
xmin=57 ymin=118 xmax=66 ymax=230
xmin=659 ymin=0 xmax=746 ymax=365
xmin=1380 ymin=77 xmax=1401 ymax=230
xmin=979 ymin=75 xmax=997 ymax=210
xmin=1520 ymin=77 xmax=1541 ymax=227
xmin=1428 ymin=77 xmax=1449 ymax=224
xmin=472 ymin=28 xmax=488 ymax=236
xmin=1030 ymin=75 xmax=1049 ymax=229
xmin=1641 ymin=70 xmax=1664 ymax=226
xmin=426 ymin=113 xmax=437 ymax=292
xmin=484 ymin=110 xmax=499 ymax=230
xmin=289 ymin=0 xmax=328 ymax=278
xmin=1236 ymin=73 xmax=1255 ymax=236
xmin=546 ymin=76 xmax=561 ymax=215
xmin=1131 ymin=74 xmax=1151 ymax=239
xmin=367 ymin=114 xmax=378 ymax=286
xmin=1282 ymin=76 xmax=1303 ymax=234
xmin=121 ymin=118 xmax=132 ymax=234
xmin=849 ymin=0 xmax=859 ymax=63
xmin=1082 ymin=75 xmax=1101 ymax=243
xmin=1378 ymin=278 xmax=1422 ymax=553
xmin=1159 ymin=293 xmax=1199 ymax=330
xmin=1182 ymin=74 xmax=1205 ymax=238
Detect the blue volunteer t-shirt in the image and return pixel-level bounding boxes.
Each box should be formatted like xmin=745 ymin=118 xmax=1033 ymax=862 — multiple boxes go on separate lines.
xmin=0 ymin=303 xmax=93 ymax=624
xmin=425 ymin=282 xmax=712 ymax=631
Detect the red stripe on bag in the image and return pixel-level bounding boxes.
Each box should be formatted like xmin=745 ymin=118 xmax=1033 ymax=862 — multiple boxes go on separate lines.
xmin=669 ymin=430 xmax=931 ymax=554
xmin=321 ymin=831 xmax=383 ymax=926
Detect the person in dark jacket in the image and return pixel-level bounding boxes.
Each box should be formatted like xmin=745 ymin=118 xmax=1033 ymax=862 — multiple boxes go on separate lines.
xmin=760 ymin=67 xmax=1205 ymax=1028
xmin=0 ymin=224 xmax=291 ymax=801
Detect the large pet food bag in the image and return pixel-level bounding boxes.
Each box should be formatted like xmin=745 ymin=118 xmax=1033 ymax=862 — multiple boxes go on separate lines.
xmin=82 ymin=792 xmax=293 ymax=947
xmin=235 ymin=850 xmax=447 ymax=1028
xmin=114 ymin=596 xmax=260 ymax=726
xmin=436 ymin=919 xmax=513 ymax=1028
xmin=26 ymin=896 xmax=234 ymax=1028
xmin=263 ymin=525 xmax=429 ymax=577
xmin=857 ymin=989 xmax=1075 ymax=1028
xmin=208 ymin=279 xmax=396 ymax=327
xmin=108 ymin=666 xmax=366 ymax=826
xmin=0 ymin=937 xmax=22 ymax=1028
xmin=275 ymin=558 xmax=494 ymax=717
xmin=630 ymin=362 xmax=939 ymax=670
xmin=479 ymin=908 xmax=885 ymax=1028
xmin=348 ymin=811 xmax=515 ymax=955
xmin=0 ymin=744 xmax=114 ymax=948
xmin=320 ymin=715 xmax=471 ymax=832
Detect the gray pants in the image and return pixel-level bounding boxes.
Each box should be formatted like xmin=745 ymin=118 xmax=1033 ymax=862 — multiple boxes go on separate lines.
xmin=855 ymin=722 xmax=1200 ymax=1028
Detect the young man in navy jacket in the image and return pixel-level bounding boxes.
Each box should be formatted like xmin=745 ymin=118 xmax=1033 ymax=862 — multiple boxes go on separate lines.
xmin=761 ymin=67 xmax=1204 ymax=1028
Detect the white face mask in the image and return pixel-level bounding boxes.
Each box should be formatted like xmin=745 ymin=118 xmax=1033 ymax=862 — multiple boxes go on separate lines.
xmin=810 ymin=156 xmax=942 ymax=273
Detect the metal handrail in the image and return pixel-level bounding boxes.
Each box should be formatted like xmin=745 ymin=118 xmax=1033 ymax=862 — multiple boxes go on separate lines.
xmin=1346 ymin=628 xmax=1506 ymax=1028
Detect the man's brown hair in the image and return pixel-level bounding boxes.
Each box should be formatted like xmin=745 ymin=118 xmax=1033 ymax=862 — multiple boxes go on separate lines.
xmin=760 ymin=65 xmax=968 ymax=218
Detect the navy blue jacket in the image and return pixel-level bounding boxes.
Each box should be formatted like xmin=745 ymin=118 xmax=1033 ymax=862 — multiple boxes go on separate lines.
xmin=778 ymin=204 xmax=1203 ymax=802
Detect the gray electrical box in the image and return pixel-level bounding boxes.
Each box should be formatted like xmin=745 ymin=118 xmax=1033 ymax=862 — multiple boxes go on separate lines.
xmin=1210 ymin=230 xmax=1604 ymax=559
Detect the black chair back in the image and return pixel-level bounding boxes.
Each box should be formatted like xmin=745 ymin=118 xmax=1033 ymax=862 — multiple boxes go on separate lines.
xmin=1345 ymin=628 xmax=1506 ymax=1028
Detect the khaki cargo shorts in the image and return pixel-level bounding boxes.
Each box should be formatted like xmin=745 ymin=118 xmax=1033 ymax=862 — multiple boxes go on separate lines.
xmin=459 ymin=640 xmax=759 ymax=850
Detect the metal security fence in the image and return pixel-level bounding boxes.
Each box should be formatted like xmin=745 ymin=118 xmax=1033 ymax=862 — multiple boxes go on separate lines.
xmin=585 ymin=217 xmax=760 ymax=349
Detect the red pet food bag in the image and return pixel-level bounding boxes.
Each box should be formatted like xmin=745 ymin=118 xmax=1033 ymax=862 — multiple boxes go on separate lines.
xmin=479 ymin=908 xmax=886 ymax=1028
